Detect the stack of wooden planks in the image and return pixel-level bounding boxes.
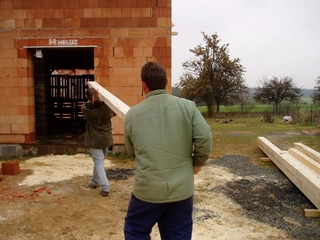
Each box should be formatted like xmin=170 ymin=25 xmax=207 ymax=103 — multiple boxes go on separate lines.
xmin=258 ymin=137 xmax=320 ymax=217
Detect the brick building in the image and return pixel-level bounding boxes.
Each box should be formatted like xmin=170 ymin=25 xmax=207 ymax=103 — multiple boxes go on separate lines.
xmin=0 ymin=0 xmax=172 ymax=147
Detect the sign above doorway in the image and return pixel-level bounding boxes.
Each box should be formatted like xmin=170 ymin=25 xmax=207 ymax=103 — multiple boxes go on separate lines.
xmin=18 ymin=37 xmax=103 ymax=49
xmin=49 ymin=39 xmax=79 ymax=46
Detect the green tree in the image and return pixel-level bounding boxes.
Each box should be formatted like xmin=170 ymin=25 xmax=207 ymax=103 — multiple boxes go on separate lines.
xmin=176 ymin=32 xmax=246 ymax=117
xmin=311 ymin=76 xmax=320 ymax=105
xmin=253 ymin=76 xmax=302 ymax=114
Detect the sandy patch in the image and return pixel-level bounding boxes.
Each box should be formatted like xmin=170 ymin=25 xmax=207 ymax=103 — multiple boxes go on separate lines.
xmin=0 ymin=155 xmax=294 ymax=239
xmin=17 ymin=154 xmax=113 ymax=186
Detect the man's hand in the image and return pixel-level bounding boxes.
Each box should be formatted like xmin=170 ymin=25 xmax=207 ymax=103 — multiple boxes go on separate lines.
xmin=193 ymin=166 xmax=202 ymax=174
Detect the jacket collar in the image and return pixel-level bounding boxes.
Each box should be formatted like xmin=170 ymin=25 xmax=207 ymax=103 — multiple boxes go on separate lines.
xmin=145 ymin=89 xmax=168 ymax=98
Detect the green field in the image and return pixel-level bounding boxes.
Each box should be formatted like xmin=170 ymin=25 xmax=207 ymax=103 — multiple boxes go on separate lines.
xmin=199 ymin=102 xmax=320 ymax=165
xmin=198 ymin=101 xmax=320 ymax=115
xmin=205 ymin=114 xmax=320 ymax=168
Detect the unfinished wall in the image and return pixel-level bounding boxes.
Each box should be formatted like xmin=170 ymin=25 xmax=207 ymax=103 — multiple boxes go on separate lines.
xmin=0 ymin=0 xmax=172 ymax=144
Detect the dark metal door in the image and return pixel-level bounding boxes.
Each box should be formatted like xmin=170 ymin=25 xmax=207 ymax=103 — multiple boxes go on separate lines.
xmin=49 ymin=74 xmax=94 ymax=134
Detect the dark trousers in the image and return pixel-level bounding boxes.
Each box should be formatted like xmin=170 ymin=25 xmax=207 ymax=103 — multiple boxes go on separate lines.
xmin=124 ymin=194 xmax=193 ymax=240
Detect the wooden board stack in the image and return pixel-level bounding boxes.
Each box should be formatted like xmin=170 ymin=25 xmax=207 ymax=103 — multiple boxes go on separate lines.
xmin=258 ymin=137 xmax=320 ymax=217
xmin=87 ymin=81 xmax=131 ymax=121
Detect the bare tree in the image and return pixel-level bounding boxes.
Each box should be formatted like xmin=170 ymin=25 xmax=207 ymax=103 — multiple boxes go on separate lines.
xmin=253 ymin=76 xmax=302 ymax=114
xmin=311 ymin=76 xmax=320 ymax=105
xmin=238 ymin=88 xmax=256 ymax=114
xmin=176 ymin=32 xmax=246 ymax=117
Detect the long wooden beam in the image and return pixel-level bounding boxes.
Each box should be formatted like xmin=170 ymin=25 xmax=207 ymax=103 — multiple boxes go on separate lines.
xmin=87 ymin=81 xmax=130 ymax=120
xmin=258 ymin=137 xmax=320 ymax=211
xmin=294 ymin=142 xmax=320 ymax=163
xmin=288 ymin=148 xmax=320 ymax=175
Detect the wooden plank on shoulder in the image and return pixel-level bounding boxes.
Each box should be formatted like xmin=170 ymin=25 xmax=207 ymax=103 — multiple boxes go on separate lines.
xmin=87 ymin=81 xmax=130 ymax=121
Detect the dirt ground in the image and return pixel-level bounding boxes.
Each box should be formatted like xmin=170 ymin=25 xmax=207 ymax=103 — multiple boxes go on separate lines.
xmin=0 ymin=151 xmax=319 ymax=240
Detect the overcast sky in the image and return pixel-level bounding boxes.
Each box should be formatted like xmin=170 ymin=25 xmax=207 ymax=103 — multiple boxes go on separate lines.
xmin=171 ymin=0 xmax=320 ymax=89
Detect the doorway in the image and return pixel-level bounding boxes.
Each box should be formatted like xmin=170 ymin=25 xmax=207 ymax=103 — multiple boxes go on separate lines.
xmin=33 ymin=48 xmax=94 ymax=139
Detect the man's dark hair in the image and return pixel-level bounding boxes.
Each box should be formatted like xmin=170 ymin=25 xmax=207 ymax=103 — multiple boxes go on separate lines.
xmin=141 ymin=61 xmax=167 ymax=91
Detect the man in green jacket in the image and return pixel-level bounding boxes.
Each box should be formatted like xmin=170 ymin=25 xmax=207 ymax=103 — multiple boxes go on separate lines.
xmin=124 ymin=61 xmax=212 ymax=239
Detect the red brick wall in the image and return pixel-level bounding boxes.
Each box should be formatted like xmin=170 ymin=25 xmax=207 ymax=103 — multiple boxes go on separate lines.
xmin=0 ymin=0 xmax=172 ymax=144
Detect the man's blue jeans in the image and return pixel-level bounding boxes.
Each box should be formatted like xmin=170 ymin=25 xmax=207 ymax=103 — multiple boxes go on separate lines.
xmin=124 ymin=194 xmax=193 ymax=240
xmin=90 ymin=147 xmax=110 ymax=192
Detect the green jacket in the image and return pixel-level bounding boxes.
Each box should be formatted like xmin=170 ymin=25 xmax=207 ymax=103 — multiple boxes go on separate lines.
xmin=81 ymin=101 xmax=116 ymax=149
xmin=125 ymin=90 xmax=212 ymax=203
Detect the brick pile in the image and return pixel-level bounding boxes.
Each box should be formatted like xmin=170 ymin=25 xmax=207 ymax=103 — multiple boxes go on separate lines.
xmin=0 ymin=185 xmax=51 ymax=202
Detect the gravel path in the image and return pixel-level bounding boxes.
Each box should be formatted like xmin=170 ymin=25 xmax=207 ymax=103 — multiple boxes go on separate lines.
xmin=210 ymin=155 xmax=320 ymax=240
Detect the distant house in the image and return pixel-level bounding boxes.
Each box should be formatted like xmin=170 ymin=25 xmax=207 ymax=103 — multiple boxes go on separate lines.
xmin=0 ymin=0 xmax=173 ymax=146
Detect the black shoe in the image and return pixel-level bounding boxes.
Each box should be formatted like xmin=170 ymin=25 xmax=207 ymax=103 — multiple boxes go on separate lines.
xmin=88 ymin=184 xmax=97 ymax=189
xmin=101 ymin=190 xmax=109 ymax=197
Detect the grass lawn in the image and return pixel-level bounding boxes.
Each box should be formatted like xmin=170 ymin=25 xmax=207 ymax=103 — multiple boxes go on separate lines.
xmin=205 ymin=114 xmax=320 ymax=168
xmin=198 ymin=102 xmax=320 ymax=115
